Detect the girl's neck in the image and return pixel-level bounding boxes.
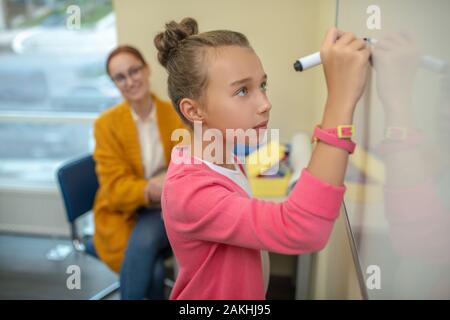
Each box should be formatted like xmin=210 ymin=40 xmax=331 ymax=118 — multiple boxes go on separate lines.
xmin=191 ymin=134 xmax=235 ymax=170
xmin=130 ymin=93 xmax=153 ymax=120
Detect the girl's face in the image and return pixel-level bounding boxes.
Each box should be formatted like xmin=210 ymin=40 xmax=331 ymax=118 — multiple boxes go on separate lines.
xmin=109 ymin=52 xmax=150 ymax=102
xmin=201 ymin=46 xmax=272 ymax=143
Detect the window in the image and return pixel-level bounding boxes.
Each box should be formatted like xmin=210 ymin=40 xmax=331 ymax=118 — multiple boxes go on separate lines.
xmin=0 ymin=0 xmax=121 ymax=188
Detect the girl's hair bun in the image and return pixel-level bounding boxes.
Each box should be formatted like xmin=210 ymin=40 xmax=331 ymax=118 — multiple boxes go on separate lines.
xmin=154 ymin=17 xmax=198 ymax=68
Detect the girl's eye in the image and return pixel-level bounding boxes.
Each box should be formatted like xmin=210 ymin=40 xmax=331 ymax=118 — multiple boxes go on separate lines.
xmin=261 ymin=81 xmax=268 ymax=92
xmin=236 ymin=87 xmax=248 ymax=97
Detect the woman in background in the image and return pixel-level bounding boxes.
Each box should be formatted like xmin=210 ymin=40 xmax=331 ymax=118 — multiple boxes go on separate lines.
xmin=92 ymin=45 xmax=185 ymax=299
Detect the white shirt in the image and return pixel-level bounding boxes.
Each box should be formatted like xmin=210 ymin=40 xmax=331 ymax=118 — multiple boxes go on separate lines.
xmin=130 ymin=103 xmax=165 ymax=179
xmin=195 ymin=156 xmax=271 ymax=294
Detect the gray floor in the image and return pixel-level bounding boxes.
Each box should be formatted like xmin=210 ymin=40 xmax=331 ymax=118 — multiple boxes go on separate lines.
xmin=0 ymin=233 xmax=118 ymax=300
xmin=0 ymin=233 xmax=295 ymax=300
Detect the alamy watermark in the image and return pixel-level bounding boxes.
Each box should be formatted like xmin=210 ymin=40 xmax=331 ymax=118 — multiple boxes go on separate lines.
xmin=66 ymin=5 xmax=81 ymax=30
xmin=366 ymin=4 xmax=381 ymax=30
xmin=66 ymin=265 xmax=81 ymax=290
xmin=170 ymin=122 xmax=281 ymax=175
xmin=366 ymin=265 xmax=381 ymax=290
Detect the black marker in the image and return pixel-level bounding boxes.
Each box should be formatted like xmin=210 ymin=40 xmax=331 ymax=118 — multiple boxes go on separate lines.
xmin=293 ymin=38 xmax=373 ymax=72
xmin=293 ymin=38 xmax=447 ymax=73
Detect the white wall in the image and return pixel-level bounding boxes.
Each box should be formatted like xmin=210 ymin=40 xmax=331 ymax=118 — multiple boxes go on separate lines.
xmin=0 ymin=187 xmax=70 ymax=236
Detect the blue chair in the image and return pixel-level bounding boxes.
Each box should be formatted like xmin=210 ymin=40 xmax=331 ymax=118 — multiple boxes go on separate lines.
xmin=57 ymin=154 xmax=120 ymax=299
xmin=57 ymin=154 xmax=174 ymax=299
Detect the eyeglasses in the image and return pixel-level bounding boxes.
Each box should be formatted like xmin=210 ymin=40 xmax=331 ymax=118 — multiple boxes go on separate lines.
xmin=111 ymin=64 xmax=145 ymax=86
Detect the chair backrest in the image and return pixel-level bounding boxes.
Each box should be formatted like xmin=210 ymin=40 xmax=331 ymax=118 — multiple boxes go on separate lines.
xmin=57 ymin=154 xmax=99 ymax=224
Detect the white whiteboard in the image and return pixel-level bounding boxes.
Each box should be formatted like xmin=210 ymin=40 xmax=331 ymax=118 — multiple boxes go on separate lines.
xmin=337 ymin=0 xmax=450 ymax=299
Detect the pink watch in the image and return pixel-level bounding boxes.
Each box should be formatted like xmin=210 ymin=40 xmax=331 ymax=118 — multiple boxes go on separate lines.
xmin=323 ymin=125 xmax=355 ymax=138
xmin=312 ymin=125 xmax=356 ymax=154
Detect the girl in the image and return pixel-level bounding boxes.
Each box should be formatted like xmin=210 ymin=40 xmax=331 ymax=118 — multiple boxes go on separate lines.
xmin=154 ymin=18 xmax=370 ymax=299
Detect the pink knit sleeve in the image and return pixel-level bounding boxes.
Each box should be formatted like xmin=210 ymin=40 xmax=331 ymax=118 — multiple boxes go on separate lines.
xmin=163 ymin=168 xmax=346 ymax=254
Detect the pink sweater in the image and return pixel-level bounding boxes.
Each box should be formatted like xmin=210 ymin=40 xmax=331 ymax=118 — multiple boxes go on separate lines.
xmin=162 ymin=146 xmax=346 ymax=299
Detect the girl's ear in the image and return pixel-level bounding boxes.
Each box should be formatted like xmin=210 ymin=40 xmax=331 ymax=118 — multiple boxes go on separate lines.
xmin=179 ymin=97 xmax=205 ymax=123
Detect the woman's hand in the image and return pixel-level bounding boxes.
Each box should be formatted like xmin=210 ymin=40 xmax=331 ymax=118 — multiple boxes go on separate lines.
xmin=144 ymin=171 xmax=167 ymax=203
xmin=320 ymin=27 xmax=371 ymax=116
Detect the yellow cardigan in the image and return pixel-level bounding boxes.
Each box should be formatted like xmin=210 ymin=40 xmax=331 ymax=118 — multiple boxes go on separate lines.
xmin=93 ymin=94 xmax=185 ymax=272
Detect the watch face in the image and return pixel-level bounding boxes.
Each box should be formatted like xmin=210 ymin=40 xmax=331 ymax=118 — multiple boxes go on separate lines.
xmin=337 ymin=125 xmax=354 ymax=139
xmin=386 ymin=126 xmax=407 ymax=140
